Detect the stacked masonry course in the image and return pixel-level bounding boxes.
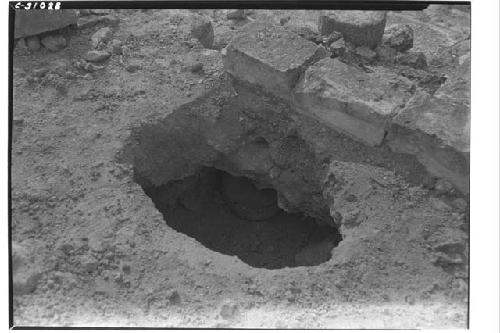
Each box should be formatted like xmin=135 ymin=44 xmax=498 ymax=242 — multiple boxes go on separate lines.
xmin=222 ymin=17 xmax=469 ymax=194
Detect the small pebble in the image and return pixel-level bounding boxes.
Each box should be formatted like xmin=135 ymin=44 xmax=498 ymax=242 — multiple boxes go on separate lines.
xmin=220 ymin=301 xmax=238 ymax=319
xmin=125 ymin=62 xmax=141 ymax=73
xmin=227 ymin=9 xmax=245 ymax=20
xmin=84 ymin=50 xmax=111 ymax=63
xmin=33 ymin=68 xmax=49 ymax=77
xmin=279 ymin=16 xmax=291 ymax=26
xmin=168 ymin=290 xmax=182 ymax=305
xmin=40 ymin=34 xmax=67 ymax=52
xmin=190 ymin=62 xmax=203 ymax=73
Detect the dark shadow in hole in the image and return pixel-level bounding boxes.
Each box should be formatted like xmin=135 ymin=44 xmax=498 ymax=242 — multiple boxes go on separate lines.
xmin=140 ymin=167 xmax=342 ymax=269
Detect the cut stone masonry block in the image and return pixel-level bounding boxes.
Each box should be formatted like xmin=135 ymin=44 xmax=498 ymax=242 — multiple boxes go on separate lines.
xmin=318 ymin=11 xmax=387 ymax=49
xmin=293 ymin=58 xmax=414 ymax=146
xmin=387 ymin=58 xmax=470 ymax=194
xmin=222 ymin=22 xmax=328 ymax=98
xmin=15 ymin=10 xmax=78 ymax=39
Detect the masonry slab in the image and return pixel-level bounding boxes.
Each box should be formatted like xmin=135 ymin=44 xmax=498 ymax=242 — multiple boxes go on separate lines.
xmin=293 ymin=58 xmax=414 ymax=146
xmin=15 ymin=10 xmax=78 ymax=39
xmin=387 ymin=57 xmax=470 ymax=193
xmin=318 ymin=10 xmax=387 ymax=49
xmin=222 ymin=22 xmax=327 ymax=97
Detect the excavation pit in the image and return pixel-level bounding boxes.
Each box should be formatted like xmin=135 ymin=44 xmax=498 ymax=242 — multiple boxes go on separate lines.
xmin=140 ymin=167 xmax=342 ymax=269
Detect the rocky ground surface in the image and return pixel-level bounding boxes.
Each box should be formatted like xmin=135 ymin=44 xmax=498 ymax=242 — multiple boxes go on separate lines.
xmin=11 ymin=6 xmax=469 ymax=328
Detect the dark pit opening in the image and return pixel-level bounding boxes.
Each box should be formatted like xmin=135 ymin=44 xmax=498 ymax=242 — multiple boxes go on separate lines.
xmin=140 ymin=167 xmax=342 ymax=269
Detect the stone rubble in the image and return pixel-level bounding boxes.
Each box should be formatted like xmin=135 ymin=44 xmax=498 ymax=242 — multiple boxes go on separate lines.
xmin=382 ymin=24 xmax=414 ymax=52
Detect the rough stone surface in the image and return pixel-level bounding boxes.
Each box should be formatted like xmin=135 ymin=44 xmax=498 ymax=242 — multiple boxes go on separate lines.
xmin=81 ymin=255 xmax=99 ymax=273
xmin=83 ymin=50 xmax=111 ymax=63
xmin=78 ymin=9 xmax=92 ymax=16
xmin=227 ymin=9 xmax=245 ymax=20
xmin=40 ymin=34 xmax=67 ymax=52
xmin=435 ymin=178 xmax=454 ymax=195
xmin=90 ymin=9 xmax=113 ymax=16
xmin=24 ymin=36 xmax=41 ymax=53
xmin=14 ymin=9 xmax=77 ymax=39
xmin=101 ymin=15 xmax=121 ymax=27
xmin=91 ymin=27 xmax=113 ymax=48
xmin=318 ymin=10 xmax=387 ymax=48
xmin=77 ymin=16 xmax=102 ymax=30
xmin=329 ymin=38 xmax=346 ymax=57
xmin=77 ymin=14 xmax=119 ymax=30
xmin=290 ymin=26 xmax=323 ymax=44
xmin=396 ymin=51 xmax=428 ymax=70
xmin=383 ymin=24 xmax=414 ymax=52
xmin=387 ymin=57 xmax=470 ymax=193
xmin=375 ymin=45 xmax=397 ymax=64
xmin=190 ymin=18 xmax=214 ymax=49
xmin=354 ymin=46 xmax=377 ymax=62
xmin=293 ymin=58 xmax=414 ymax=146
xmin=222 ymin=22 xmax=328 ymax=97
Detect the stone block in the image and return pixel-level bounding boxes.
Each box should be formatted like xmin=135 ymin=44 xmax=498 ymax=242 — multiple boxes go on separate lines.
xmin=318 ymin=10 xmax=387 ymax=49
xmin=40 ymin=34 xmax=67 ymax=52
xmin=387 ymin=58 xmax=470 ymax=193
xmin=190 ymin=18 xmax=214 ymax=49
xmin=91 ymin=27 xmax=113 ymax=48
xmin=383 ymin=24 xmax=414 ymax=52
xmin=293 ymin=58 xmax=414 ymax=146
xmin=222 ymin=22 xmax=328 ymax=97
xmin=396 ymin=51 xmax=428 ymax=70
xmin=15 ymin=10 xmax=77 ymax=39
xmin=84 ymin=50 xmax=111 ymax=63
xmin=25 ymin=35 xmax=41 ymax=52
